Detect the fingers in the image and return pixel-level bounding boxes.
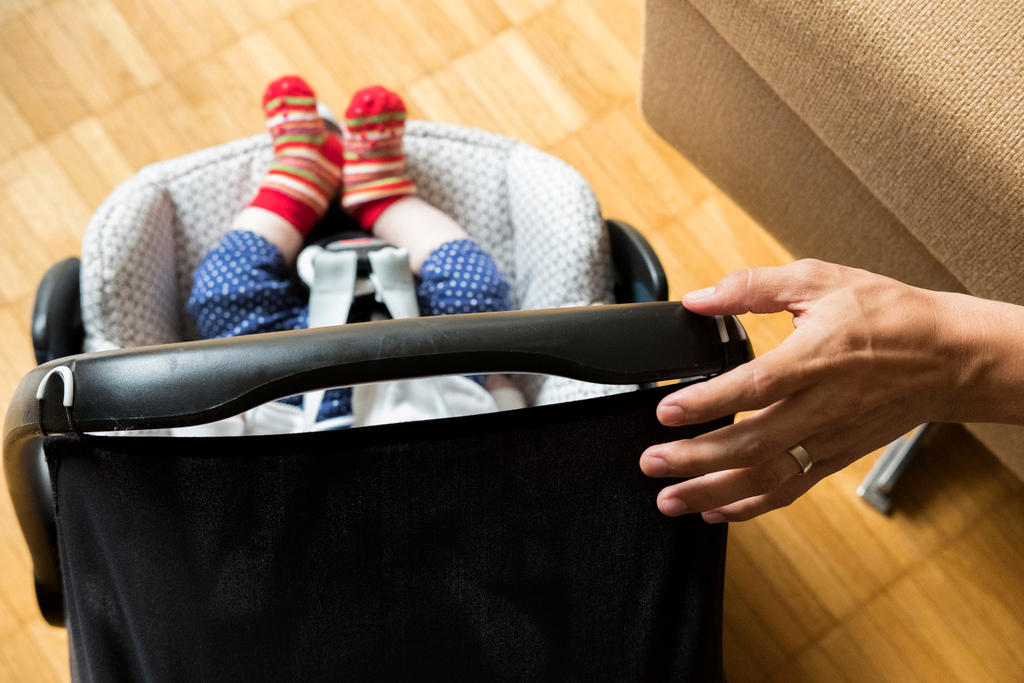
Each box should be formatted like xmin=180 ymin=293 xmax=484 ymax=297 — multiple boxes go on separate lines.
xmin=697 ymin=455 xmax=849 ymax=523
xmin=644 ymin=389 xmax=828 ymax=478
xmin=651 ymin=419 xmax=897 ymax=521
xmin=661 ymin=261 xmax=845 ymax=426
xmin=656 ymin=331 xmax=821 ymax=426
xmin=681 ymin=259 xmax=833 ymax=317
xmin=654 ymin=449 xmax=805 ymax=516
xmin=696 ymin=458 xmax=847 ymax=524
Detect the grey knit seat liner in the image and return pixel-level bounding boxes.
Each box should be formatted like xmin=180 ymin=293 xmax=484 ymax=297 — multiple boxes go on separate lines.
xmin=80 ymin=121 xmax=628 ymax=407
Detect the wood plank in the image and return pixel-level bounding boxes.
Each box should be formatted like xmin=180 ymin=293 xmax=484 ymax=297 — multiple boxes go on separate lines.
xmin=545 ymin=105 xmax=714 ymax=229
xmin=138 ymin=0 xmax=234 ymax=65
xmin=23 ymin=621 xmax=69 ymax=683
xmin=171 ymin=61 xmax=252 ymax=148
xmin=0 ymin=627 xmax=66 ymax=683
xmin=67 ymin=117 xmax=136 ymax=195
xmin=582 ymin=0 xmax=645 ymax=58
xmin=45 ymin=129 xmax=117 ymax=212
xmin=722 ymin=581 xmax=788 ymax=681
xmin=450 ymin=31 xmax=577 ymax=147
xmin=84 ymin=0 xmax=164 ymax=90
xmin=96 ymin=99 xmax=163 ymax=171
xmin=108 ymin=0 xmax=189 ymax=75
xmin=3 ymin=147 xmax=86 ymax=248
xmin=231 ymin=30 xmax=296 ymax=83
xmin=521 ymin=0 xmax=638 ymax=118
xmin=768 ymin=645 xmax=852 ymax=683
xmin=422 ymin=0 xmax=510 ymax=51
xmin=17 ymin=144 xmax=93 ymax=240
xmin=492 ymin=28 xmax=588 ymax=140
xmin=406 ymin=67 xmax=503 ymax=132
xmin=24 ymin=1 xmax=122 ymax=112
xmin=0 ymin=0 xmax=45 ymax=25
xmin=493 ymin=0 xmax=557 ymax=24
xmin=211 ymin=0 xmax=310 ymax=33
xmin=258 ymin=19 xmax=349 ymax=114
xmin=0 ymin=85 xmax=36 ymax=158
xmin=0 ymin=192 xmax=59 ymax=305
xmin=727 ymin=521 xmax=835 ymax=653
xmin=290 ymin=1 xmax=439 ymax=92
xmin=0 ymin=15 xmax=89 ymax=140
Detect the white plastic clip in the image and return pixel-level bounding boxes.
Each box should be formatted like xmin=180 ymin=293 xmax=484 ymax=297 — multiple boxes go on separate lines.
xmin=36 ymin=366 xmax=75 ymax=407
xmin=713 ymin=315 xmax=730 ymax=344
xmin=729 ymin=315 xmax=748 ymax=341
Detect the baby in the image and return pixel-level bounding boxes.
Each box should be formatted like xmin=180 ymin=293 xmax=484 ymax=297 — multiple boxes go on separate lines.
xmin=187 ymin=76 xmax=514 ymax=425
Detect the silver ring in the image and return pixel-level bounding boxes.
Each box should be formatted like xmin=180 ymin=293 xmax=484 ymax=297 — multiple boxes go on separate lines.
xmin=787 ymin=444 xmax=813 ymax=475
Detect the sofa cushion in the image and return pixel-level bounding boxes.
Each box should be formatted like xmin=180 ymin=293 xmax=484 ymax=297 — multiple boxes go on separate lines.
xmin=640 ymin=0 xmax=964 ymax=293
xmin=686 ymin=0 xmax=1024 ymax=304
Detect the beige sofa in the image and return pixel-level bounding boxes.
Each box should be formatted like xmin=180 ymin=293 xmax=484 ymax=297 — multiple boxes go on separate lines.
xmin=640 ymin=0 xmax=1024 ymax=479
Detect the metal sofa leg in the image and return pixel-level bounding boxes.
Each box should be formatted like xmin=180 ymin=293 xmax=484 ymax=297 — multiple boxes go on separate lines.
xmin=857 ymin=423 xmax=932 ymax=514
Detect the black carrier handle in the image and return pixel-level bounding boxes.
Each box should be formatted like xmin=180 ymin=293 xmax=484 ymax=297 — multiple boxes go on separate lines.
xmin=13 ymin=303 xmax=750 ymax=435
xmin=4 ymin=302 xmax=751 ymax=626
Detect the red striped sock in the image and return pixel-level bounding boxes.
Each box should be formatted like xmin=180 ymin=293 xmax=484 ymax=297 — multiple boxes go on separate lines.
xmin=341 ymin=85 xmax=416 ymax=230
xmin=249 ymin=75 xmax=344 ymax=236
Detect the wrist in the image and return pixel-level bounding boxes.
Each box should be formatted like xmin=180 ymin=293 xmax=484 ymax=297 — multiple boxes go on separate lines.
xmin=934 ymin=290 xmax=1024 ymax=424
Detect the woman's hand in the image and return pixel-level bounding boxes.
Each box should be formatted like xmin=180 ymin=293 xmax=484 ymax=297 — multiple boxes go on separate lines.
xmin=640 ymin=259 xmax=986 ymax=523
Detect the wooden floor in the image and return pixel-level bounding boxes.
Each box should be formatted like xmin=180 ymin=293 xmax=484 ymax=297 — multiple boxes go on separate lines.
xmin=0 ymin=1 xmax=1022 ymax=680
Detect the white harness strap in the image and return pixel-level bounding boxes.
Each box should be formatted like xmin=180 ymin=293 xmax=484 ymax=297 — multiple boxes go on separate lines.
xmin=303 ymin=246 xmax=426 ymax=429
xmin=304 ymin=249 xmax=358 ymax=429
xmin=367 ymin=248 xmax=420 ymax=320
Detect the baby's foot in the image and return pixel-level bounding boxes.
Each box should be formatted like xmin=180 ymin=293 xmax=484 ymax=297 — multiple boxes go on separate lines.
xmin=250 ymin=75 xmax=345 ymax=236
xmin=341 ymin=85 xmax=416 ymax=230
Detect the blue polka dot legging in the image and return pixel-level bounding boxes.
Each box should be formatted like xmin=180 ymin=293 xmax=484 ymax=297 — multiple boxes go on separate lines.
xmin=186 ymin=230 xmax=512 ymax=421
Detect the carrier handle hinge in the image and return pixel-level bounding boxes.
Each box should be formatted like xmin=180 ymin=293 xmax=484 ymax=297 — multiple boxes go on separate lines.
xmin=36 ymin=366 xmax=75 ymax=407
xmin=35 ymin=365 xmax=76 ymax=434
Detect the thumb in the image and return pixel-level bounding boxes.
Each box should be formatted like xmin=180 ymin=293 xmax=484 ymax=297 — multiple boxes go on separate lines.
xmin=682 ymin=260 xmax=827 ymax=316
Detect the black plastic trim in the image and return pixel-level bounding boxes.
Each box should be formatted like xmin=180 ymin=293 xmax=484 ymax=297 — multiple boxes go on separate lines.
xmin=31 ymin=258 xmax=83 ymax=365
xmin=607 ymin=219 xmax=669 ymax=303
